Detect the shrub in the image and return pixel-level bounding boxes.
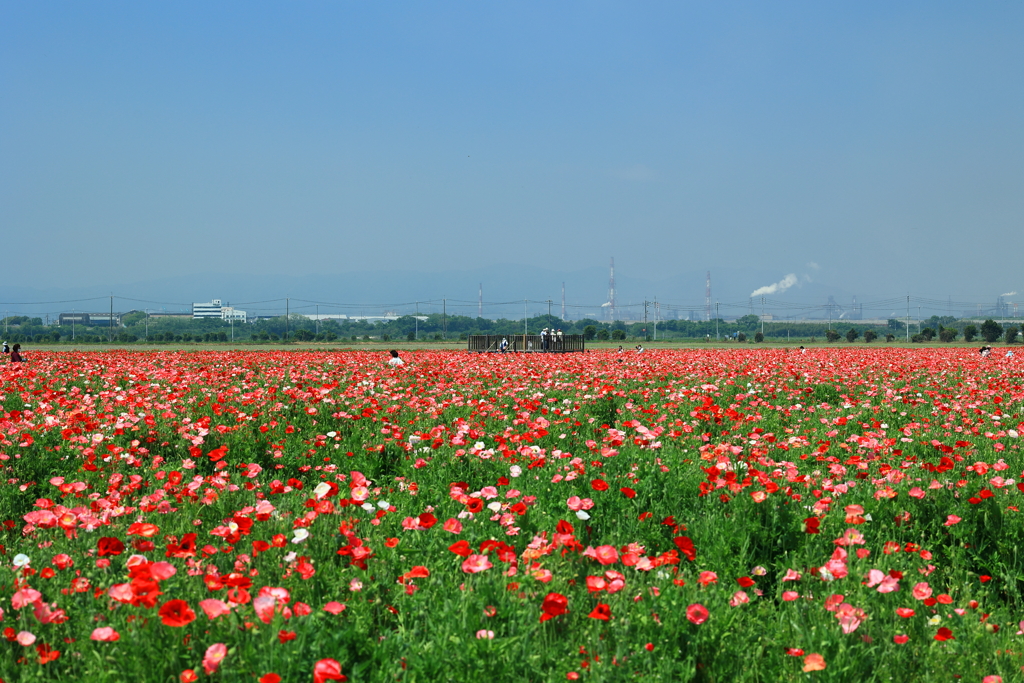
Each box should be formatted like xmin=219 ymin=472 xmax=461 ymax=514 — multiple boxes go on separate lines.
xmin=863 ymin=330 xmax=877 ymax=343
xmin=846 ymin=328 xmax=859 ymax=343
xmin=825 ymin=330 xmax=840 ymax=342
xmin=963 ymin=325 xmax=977 ymax=342
xmin=754 ymin=332 xmax=764 ymax=343
xmin=981 ymin=319 xmax=1003 ymax=343
xmin=1006 ymin=326 xmax=1020 ymax=344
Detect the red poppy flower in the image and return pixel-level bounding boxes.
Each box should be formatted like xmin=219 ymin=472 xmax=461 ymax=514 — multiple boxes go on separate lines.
xmin=588 ymin=603 xmax=611 ymax=621
xmin=313 ymin=658 xmax=347 ymax=683
xmin=620 ymin=487 xmax=636 ymax=498
xmin=540 ymin=592 xmax=568 ymax=622
xmin=934 ymin=627 xmax=954 ymax=641
xmin=736 ymin=576 xmax=755 ymax=588
xmin=803 ymin=518 xmax=820 ymax=534
xmin=686 ymin=603 xmax=709 ymax=625
xmin=97 ymin=537 xmax=125 ymax=557
xmin=673 ymin=536 xmax=696 ymax=562
xmin=158 ymin=599 xmax=196 ymax=627
xmin=449 ymin=540 xmax=472 ymax=557
xmin=591 ymin=479 xmax=609 ymax=492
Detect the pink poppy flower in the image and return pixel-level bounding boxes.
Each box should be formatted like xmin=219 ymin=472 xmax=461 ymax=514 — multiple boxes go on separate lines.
xmin=202 ymin=643 xmax=227 ymax=675
xmin=462 ymin=554 xmax=493 ymax=574
xmin=199 ymin=599 xmax=231 ymax=620
xmin=91 ymin=627 xmax=120 ymax=642
xmin=324 ymin=602 xmax=346 ymax=615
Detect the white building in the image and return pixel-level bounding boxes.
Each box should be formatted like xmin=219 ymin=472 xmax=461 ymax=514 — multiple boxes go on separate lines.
xmin=193 ymin=299 xmax=246 ymax=322
xmin=193 ymin=299 xmax=223 ymax=318
xmin=221 ymin=307 xmax=246 ymax=323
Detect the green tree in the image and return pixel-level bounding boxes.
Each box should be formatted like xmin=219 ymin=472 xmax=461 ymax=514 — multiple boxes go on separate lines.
xmin=963 ymin=325 xmax=977 ymax=342
xmin=825 ymin=329 xmax=841 ymax=342
xmin=753 ymin=332 xmax=764 ymax=342
xmin=583 ymin=325 xmax=597 ymax=340
xmin=920 ymin=327 xmax=935 ymax=341
xmin=736 ymin=314 xmax=759 ymax=330
xmin=888 ymin=319 xmax=902 ymax=331
xmin=939 ymin=327 xmax=958 ymax=343
xmin=980 ymin=319 xmax=1003 ymax=343
xmin=611 ymin=330 xmax=626 ymax=341
xmin=596 ymin=329 xmax=610 ymax=341
xmin=1006 ymin=325 xmax=1020 ymax=344
xmin=863 ymin=330 xmax=877 ymax=343
xmin=846 ymin=328 xmax=859 ymax=343
xmin=736 ymin=332 xmax=747 ymax=342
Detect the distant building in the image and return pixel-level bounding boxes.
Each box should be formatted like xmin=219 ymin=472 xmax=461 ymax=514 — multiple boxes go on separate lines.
xmin=193 ymin=299 xmax=247 ymax=322
xmin=221 ymin=307 xmax=246 ymax=323
xmin=193 ymin=299 xmax=224 ymax=319
xmin=57 ymin=312 xmax=121 ymax=327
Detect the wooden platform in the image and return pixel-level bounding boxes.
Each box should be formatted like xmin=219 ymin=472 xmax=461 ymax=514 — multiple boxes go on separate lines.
xmin=467 ymin=334 xmax=585 ymax=353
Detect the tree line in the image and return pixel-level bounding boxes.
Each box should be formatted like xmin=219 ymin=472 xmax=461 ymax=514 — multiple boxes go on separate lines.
xmin=0 ymin=312 xmax=1019 ymax=345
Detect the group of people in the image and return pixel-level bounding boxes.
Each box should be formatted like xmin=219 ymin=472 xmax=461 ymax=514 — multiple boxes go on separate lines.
xmin=2 ymin=341 xmax=23 ymax=363
xmin=979 ymin=346 xmax=1014 ymax=359
xmin=540 ymin=327 xmax=564 ymax=351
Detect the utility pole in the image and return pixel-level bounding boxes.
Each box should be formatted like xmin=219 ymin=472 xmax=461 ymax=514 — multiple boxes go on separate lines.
xmin=643 ymin=300 xmax=649 ymax=341
xmin=109 ymin=295 xmax=114 ymax=343
xmin=548 ymin=299 xmax=552 ymax=318
xmin=316 ymin=305 xmax=320 ymax=336
xmin=443 ymin=299 xmax=447 ymax=340
xmin=906 ymin=295 xmax=910 ymax=342
xmin=715 ymin=302 xmax=719 ymax=340
xmin=145 ymin=310 xmax=148 ymax=340
xmin=285 ymin=298 xmax=290 ymax=341
xmin=761 ymin=297 xmax=765 ymax=337
xmin=653 ymin=299 xmax=658 ymax=341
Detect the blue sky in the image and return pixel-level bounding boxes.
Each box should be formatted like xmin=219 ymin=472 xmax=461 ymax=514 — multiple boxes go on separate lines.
xmin=2 ymin=2 xmax=1022 ymax=308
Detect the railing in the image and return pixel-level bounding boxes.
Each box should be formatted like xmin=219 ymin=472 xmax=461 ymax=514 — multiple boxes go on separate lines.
xmin=467 ymin=334 xmax=585 ymax=353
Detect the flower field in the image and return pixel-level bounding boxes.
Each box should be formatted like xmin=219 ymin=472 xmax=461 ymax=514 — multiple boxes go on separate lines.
xmin=0 ymin=348 xmax=1021 ymax=682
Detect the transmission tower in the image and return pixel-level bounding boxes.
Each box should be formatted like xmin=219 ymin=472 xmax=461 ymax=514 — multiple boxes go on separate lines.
xmin=478 ymin=283 xmax=483 ymax=318
xmin=608 ymin=257 xmax=616 ymax=321
xmin=705 ymin=271 xmax=712 ymax=322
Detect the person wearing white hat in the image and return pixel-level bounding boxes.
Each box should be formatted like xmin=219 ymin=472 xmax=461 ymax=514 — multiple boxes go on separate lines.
xmin=540 ymin=327 xmax=548 ymax=351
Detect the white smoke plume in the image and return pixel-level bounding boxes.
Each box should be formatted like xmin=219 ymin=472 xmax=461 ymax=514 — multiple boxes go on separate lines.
xmin=751 ymin=274 xmax=798 ymax=298
xmin=1002 ymin=291 xmax=1017 ymax=297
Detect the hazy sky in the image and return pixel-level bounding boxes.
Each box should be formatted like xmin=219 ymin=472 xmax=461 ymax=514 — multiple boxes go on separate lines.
xmin=3 ymin=2 xmax=1022 ymax=302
